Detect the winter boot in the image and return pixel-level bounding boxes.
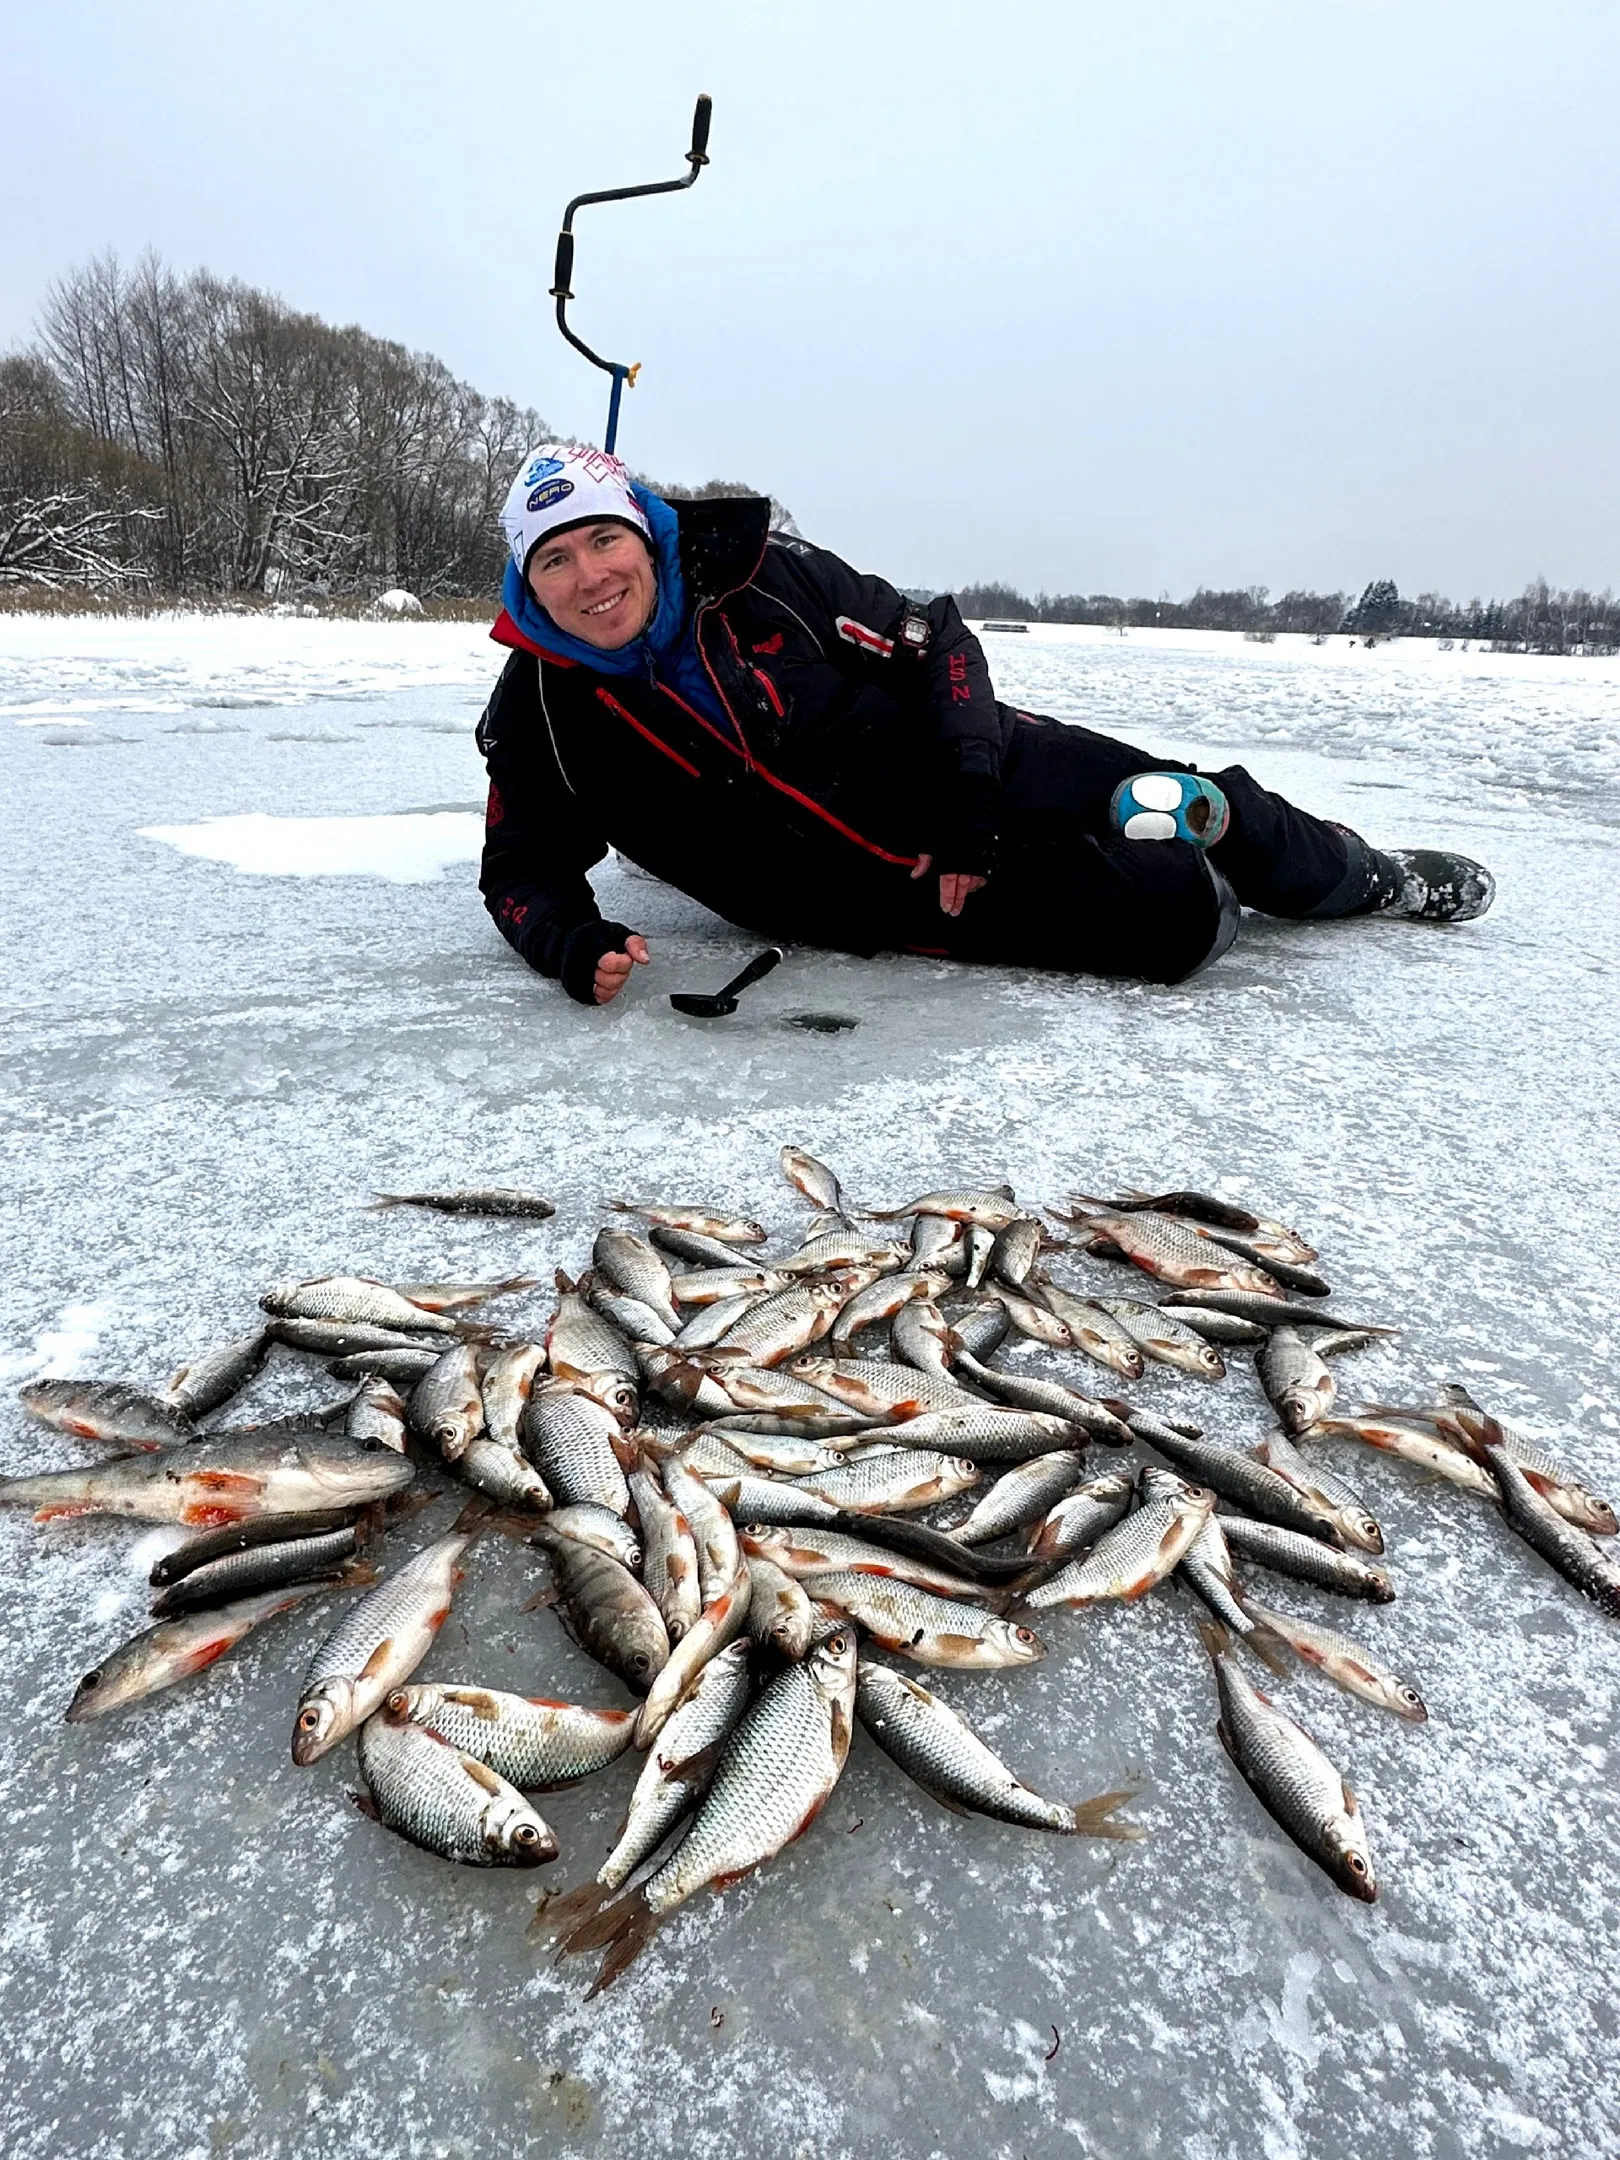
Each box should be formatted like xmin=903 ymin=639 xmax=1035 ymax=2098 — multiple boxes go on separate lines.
xmin=1352 ymin=841 xmax=1496 ymax=923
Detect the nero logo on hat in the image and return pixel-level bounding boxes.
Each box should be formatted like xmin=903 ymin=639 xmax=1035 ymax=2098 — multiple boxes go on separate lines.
xmin=499 ymin=441 xmax=654 ymax=574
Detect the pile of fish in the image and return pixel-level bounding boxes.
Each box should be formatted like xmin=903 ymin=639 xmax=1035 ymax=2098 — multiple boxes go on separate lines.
xmin=5 ymin=1155 xmax=1618 ymax=1997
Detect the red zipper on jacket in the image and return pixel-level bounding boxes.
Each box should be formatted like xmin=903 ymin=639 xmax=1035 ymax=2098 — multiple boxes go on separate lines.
xmin=593 ymin=688 xmax=701 ymax=778
xmin=691 ymin=577 xmax=923 ymax=871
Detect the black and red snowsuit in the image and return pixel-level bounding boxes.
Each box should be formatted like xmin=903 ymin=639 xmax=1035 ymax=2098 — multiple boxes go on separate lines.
xmin=477 ymin=494 xmax=1369 ymax=1002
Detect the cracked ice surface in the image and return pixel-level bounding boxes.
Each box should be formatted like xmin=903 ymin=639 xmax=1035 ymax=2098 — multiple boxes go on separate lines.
xmin=1 ymin=614 xmax=1618 ymax=2160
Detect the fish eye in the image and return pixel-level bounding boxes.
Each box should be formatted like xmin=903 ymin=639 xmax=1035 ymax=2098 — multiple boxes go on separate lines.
xmin=826 ymin=1632 xmax=847 ymax=1653
xmin=631 ymin=1653 xmax=650 ymax=1675
xmin=1015 ymin=1627 xmax=1037 ymax=1645
xmin=1346 ymin=1852 xmax=1369 ymax=1876
xmin=514 ymin=1823 xmax=542 ymax=1846
xmin=386 ymin=1691 xmax=409 ymax=1714
xmin=79 ymin=1669 xmax=101 ymax=1690
xmin=1399 ymin=1687 xmax=1422 ymax=1707
xmin=297 ymin=1705 xmax=322 ymax=1731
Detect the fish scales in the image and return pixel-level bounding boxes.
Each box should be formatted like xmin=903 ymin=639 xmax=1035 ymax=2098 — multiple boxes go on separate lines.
xmin=807 ymin=1571 xmax=1042 ymax=1668
xmin=1200 ymin=1622 xmax=1377 ymax=1901
xmin=392 ymin=1684 xmax=636 ymax=1785
xmin=1023 ymin=1481 xmax=1213 ymax=1609
xmin=949 ymin=1452 xmax=1090 ymax=1543
xmin=357 ymin=1710 xmax=557 ymax=1866
xmin=293 ymin=1533 xmax=470 ymax=1763
xmin=1217 ymin=1515 xmax=1395 ymax=1600
xmin=523 ymin=1385 xmax=630 ymax=1515
xmin=150 ymin=1527 xmax=361 ymax=1614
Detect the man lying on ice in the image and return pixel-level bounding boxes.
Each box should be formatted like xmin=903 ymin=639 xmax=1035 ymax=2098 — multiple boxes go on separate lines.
xmin=477 ymin=443 xmax=1494 ymax=1008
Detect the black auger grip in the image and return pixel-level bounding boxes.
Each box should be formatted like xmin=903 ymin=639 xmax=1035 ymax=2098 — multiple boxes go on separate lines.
xmin=689 ymin=94 xmax=712 ymax=167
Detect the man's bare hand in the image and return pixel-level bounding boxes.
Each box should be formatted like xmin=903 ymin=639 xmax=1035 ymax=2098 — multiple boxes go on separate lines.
xmin=911 ymin=854 xmax=988 ymax=918
xmin=594 ymin=934 xmax=651 ymax=1004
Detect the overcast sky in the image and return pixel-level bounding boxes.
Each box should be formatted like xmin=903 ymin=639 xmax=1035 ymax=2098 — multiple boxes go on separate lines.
xmin=5 ymin=1 xmax=1616 ymax=599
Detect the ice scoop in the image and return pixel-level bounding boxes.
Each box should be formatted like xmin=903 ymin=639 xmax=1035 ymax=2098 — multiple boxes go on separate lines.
xmin=669 ymin=947 xmax=783 ymax=1019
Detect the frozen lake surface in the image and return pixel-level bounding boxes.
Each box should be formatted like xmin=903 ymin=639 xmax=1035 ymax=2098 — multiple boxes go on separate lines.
xmin=2 ymin=613 xmax=1618 ymax=2160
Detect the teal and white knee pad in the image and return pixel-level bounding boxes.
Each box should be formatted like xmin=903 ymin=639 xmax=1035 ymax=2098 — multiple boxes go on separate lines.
xmin=1109 ymin=771 xmax=1230 ymax=848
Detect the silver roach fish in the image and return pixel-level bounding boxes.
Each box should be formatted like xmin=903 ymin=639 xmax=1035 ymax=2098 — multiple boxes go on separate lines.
xmin=523 ymin=1382 xmax=631 ymax=1516
xmin=1060 ymin=1206 xmax=1285 ymax=1298
xmin=629 ymin=1460 xmax=702 ymax=1642
xmin=530 ymin=1526 xmax=671 ymax=1693
xmin=534 ymin=1638 xmax=757 ymax=1947
xmin=1252 ymin=1430 xmax=1384 ymax=1553
xmin=1096 ymin=1301 xmax=1226 ymax=1380
xmin=20 ymin=1379 xmax=195 ymax=1451
xmin=855 ymin=1663 xmax=1142 ymax=1837
xmin=806 ymin=1571 xmax=1044 ymax=1669
xmin=1025 ymin=1469 xmax=1137 ymax=1560
xmin=558 ymin=1626 xmax=858 ymax=1994
xmin=949 ymin=1451 xmax=1091 ymax=1545
xmin=740 ymin=1524 xmax=993 ymax=1604
xmin=1023 ymin=1470 xmax=1214 ymax=1609
xmin=780 ymin=1145 xmax=848 ymax=1215
xmin=66 ymin=1582 xmax=334 ymax=1721
xmin=593 ymin=1227 xmax=681 ymax=1332
xmin=1257 ymin=1328 xmax=1337 ymax=1434
xmin=292 ymin=1534 xmax=471 ymax=1764
xmin=870 ymin=1186 xmax=1022 ymax=1231
xmin=1197 ymin=1618 xmax=1378 ymax=1902
xmin=1216 ymin=1515 xmax=1395 ymax=1601
xmin=745 ymin=1555 xmax=816 ymax=1660
xmin=150 ymin=1528 xmax=371 ymax=1616
xmin=389 ymin=1684 xmax=636 ymax=1786
xmin=356 ymin=1704 xmax=558 ymax=1866
xmin=1240 ymin=1602 xmax=1428 ymax=1721
xmin=408 ymin=1345 xmax=485 ymax=1462
xmin=867 ymin=1405 xmax=1081 ymax=1465
xmin=952 ymin=1353 xmax=1134 ymax=1445
xmin=261 ymin=1276 xmax=471 ymax=1338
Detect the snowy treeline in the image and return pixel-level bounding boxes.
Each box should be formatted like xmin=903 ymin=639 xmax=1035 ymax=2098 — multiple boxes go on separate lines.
xmin=1 ymin=252 xmax=546 ymax=598
xmin=953 ymin=575 xmax=1620 ymax=653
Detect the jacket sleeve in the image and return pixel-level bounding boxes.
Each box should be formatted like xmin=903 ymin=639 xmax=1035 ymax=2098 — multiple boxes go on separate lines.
xmin=477 ymin=653 xmax=629 ymax=1000
xmin=763 ymin=537 xmax=1004 ymax=876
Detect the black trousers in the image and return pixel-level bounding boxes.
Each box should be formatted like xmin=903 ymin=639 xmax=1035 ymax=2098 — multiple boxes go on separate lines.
xmin=905 ymin=714 xmax=1370 ymax=985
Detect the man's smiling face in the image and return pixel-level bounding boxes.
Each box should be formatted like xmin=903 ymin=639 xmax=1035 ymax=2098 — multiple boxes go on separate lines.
xmin=525 ymin=520 xmax=657 ymax=649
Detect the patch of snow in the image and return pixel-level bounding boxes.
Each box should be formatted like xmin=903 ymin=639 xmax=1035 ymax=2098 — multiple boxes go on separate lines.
xmin=137 ymin=811 xmax=485 ymax=881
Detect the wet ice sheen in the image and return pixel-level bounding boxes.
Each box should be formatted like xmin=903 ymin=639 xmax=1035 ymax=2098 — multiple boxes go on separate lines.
xmin=1 ymin=616 xmax=1618 ymax=2159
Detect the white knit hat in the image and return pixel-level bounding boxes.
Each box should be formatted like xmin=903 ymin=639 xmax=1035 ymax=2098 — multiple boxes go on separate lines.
xmin=499 ymin=443 xmax=652 ymax=573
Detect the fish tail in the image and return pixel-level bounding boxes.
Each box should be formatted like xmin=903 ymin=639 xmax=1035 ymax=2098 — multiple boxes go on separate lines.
xmin=559 ymin=1888 xmax=662 ymax=1994
xmin=1066 ymin=1789 xmax=1147 ymax=1841
xmin=528 ymin=1878 xmax=610 ymax=1942
xmin=1435 ymin=1407 xmax=1501 ymax=1465
xmin=367 ymin=1194 xmax=408 ymax=1210
xmin=1194 ymin=1615 xmax=1231 ymax=1662
xmin=1241 ymin=1615 xmax=1294 ymax=1679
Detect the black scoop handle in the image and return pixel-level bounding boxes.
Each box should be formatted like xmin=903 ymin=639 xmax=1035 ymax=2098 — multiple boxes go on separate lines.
xmin=716 ymin=947 xmax=783 ymax=1002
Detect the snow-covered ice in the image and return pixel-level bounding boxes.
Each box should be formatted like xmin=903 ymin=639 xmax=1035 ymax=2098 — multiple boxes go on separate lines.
xmin=2 ymin=611 xmax=1618 ymax=2160
xmin=140 ymin=811 xmax=485 ymax=881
